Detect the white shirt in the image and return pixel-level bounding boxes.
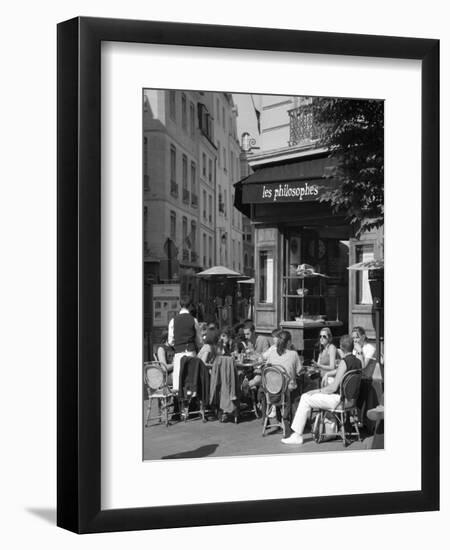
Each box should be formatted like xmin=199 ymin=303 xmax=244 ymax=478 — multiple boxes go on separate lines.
xmin=353 ymin=342 xmax=376 ymax=368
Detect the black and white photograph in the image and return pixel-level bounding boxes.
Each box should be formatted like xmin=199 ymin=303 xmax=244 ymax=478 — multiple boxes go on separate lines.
xmin=142 ymin=90 xmax=384 ymax=460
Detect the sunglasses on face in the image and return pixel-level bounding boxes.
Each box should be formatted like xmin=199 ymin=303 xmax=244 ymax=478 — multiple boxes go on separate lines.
xmin=320 ymin=335 xmax=328 ymax=339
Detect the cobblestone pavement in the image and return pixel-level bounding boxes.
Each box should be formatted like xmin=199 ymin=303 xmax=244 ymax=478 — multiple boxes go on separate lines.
xmin=143 ymin=401 xmax=373 ymax=461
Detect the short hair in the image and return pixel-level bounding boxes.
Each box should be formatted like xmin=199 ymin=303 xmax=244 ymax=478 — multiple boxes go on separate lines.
xmin=271 ymin=328 xmax=281 ymax=337
xmin=340 ymin=334 xmax=354 ymax=353
xmin=352 ymin=326 xmax=366 ymax=337
xmin=243 ymin=320 xmax=255 ymax=332
xmin=160 ymin=329 xmax=169 ymax=344
xmin=179 ymin=295 xmax=192 ymax=309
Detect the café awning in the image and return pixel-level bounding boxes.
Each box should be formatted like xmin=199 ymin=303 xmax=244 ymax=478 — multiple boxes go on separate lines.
xmin=234 ymin=154 xmax=337 ymax=217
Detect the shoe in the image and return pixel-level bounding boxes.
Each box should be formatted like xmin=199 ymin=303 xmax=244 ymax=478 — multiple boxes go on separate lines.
xmin=281 ymin=433 xmax=304 ymax=445
xmin=268 ymin=405 xmax=276 ymax=418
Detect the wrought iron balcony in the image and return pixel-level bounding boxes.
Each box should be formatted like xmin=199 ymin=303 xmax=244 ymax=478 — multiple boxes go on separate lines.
xmin=288 ymin=104 xmax=321 ymax=147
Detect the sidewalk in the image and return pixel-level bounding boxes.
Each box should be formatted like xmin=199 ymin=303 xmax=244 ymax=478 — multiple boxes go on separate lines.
xmin=143 ymin=402 xmax=371 ymax=461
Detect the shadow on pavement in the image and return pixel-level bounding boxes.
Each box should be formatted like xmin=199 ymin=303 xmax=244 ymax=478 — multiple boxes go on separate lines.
xmin=162 ymin=444 xmax=219 ymax=459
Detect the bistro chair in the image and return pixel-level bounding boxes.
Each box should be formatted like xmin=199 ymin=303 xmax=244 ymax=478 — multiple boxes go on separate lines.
xmin=143 ymin=361 xmax=174 ymax=427
xmin=312 ymin=369 xmax=362 ymax=447
xmin=260 ymin=365 xmax=290 ymax=437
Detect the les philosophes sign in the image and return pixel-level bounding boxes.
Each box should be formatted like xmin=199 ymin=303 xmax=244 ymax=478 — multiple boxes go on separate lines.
xmin=242 ymin=181 xmax=327 ymax=204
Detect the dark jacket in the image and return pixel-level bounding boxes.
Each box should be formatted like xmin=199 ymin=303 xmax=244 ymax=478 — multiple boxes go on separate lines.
xmin=179 ymin=356 xmax=210 ymax=403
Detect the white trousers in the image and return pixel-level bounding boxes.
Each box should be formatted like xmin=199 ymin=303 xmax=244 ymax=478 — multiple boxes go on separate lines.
xmin=291 ymin=391 xmax=341 ymax=435
xmin=172 ymin=351 xmax=196 ymax=391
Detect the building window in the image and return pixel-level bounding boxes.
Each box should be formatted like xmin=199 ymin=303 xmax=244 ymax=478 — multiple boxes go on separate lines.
xmin=169 ymin=91 xmax=176 ymax=120
xmin=170 ymin=211 xmax=176 ymax=240
xmin=216 ymin=98 xmax=220 ymax=121
xmin=198 ymin=103 xmax=213 ymax=141
xmin=182 ymin=155 xmax=188 ymax=189
xmin=223 ymin=190 xmax=227 ymax=217
xmin=189 ymin=102 xmax=195 ymax=136
xmin=223 ymin=146 xmax=227 ymax=172
xmin=218 ymin=187 xmax=224 ymax=214
xmin=217 ymin=140 xmax=221 ymax=167
xmin=355 ymin=244 xmax=374 ymax=305
xmin=202 ymin=153 xmax=207 ymax=177
xmin=203 ymin=190 xmax=207 ymax=220
xmin=203 ymin=233 xmax=206 ymax=266
xmin=182 ymin=155 xmax=189 ymax=203
xmin=259 ymin=250 xmax=274 ymax=304
xmin=170 ymin=145 xmax=178 ymax=197
xmin=181 ymin=93 xmax=187 ymax=130
xmin=191 ymin=221 xmax=197 ymax=250
xmin=190 ymin=162 xmax=197 ymax=207
xmin=209 ymin=236 xmax=213 ymax=267
xmin=222 ymin=106 xmax=225 ymax=129
xmin=208 ymin=195 xmax=212 ymax=223
xmin=208 ymin=158 xmax=212 ymax=182
xmin=182 ymin=216 xmax=188 ymax=247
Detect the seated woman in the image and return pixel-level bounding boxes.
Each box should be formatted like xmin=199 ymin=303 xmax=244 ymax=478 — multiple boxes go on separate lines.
xmin=281 ymin=334 xmax=362 ymax=445
xmin=263 ymin=330 xmax=302 ymax=421
xmin=197 ymin=328 xmax=219 ymax=367
xmin=155 ymin=330 xmax=175 ymax=383
xmin=217 ymin=326 xmax=235 ymax=356
xmin=311 ymin=327 xmax=337 ymax=386
xmin=351 ymin=326 xmax=376 ymax=372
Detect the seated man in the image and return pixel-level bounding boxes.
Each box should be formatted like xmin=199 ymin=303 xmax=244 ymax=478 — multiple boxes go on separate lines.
xmin=281 ymin=334 xmax=362 ymax=445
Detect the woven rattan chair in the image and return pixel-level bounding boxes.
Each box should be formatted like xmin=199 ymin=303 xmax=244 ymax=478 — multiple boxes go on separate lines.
xmin=312 ymin=369 xmax=362 ymax=447
xmin=143 ymin=361 xmax=174 ymax=427
xmin=260 ymin=365 xmax=290 ymax=437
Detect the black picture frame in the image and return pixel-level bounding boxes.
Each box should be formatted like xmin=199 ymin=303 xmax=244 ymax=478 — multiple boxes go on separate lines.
xmin=57 ymin=16 xmax=439 ymax=533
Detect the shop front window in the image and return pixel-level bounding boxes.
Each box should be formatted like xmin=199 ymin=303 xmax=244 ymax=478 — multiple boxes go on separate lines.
xmin=259 ymin=250 xmax=274 ymax=304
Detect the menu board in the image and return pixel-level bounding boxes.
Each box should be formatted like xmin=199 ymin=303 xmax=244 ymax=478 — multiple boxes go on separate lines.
xmin=152 ymin=284 xmax=180 ymax=327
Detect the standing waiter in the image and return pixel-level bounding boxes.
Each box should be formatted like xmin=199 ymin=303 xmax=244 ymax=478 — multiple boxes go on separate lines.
xmin=168 ymin=296 xmax=203 ymax=392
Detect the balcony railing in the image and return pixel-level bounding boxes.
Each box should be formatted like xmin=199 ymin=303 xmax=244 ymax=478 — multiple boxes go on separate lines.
xmin=182 ymin=188 xmax=190 ymax=204
xmin=191 ymin=193 xmax=198 ymax=208
xmin=288 ymin=104 xmax=321 ymax=147
xmin=170 ymin=181 xmax=178 ymax=198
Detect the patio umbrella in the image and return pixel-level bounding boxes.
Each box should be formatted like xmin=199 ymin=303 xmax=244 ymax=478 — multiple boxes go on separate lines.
xmin=236 ymin=278 xmax=255 ymax=284
xmin=195 ymin=265 xmax=244 ymax=278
